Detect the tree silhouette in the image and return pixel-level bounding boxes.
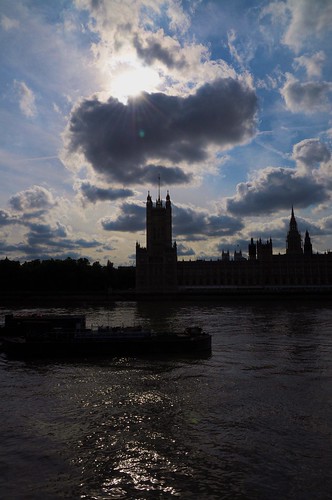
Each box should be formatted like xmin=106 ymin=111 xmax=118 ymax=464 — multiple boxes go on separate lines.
xmin=0 ymin=258 xmax=135 ymax=292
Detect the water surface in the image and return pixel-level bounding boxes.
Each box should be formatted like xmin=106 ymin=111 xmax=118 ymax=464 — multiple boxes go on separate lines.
xmin=1 ymin=301 xmax=332 ymax=499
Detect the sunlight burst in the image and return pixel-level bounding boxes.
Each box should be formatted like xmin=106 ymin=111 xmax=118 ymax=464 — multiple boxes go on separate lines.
xmin=110 ymin=65 xmax=160 ymax=103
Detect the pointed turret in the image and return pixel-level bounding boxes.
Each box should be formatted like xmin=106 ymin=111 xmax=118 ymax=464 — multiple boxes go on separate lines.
xmin=289 ymin=205 xmax=298 ymax=232
xmin=248 ymin=237 xmax=256 ymax=260
xmin=304 ymin=230 xmax=313 ymax=256
xmin=286 ymin=207 xmax=302 ymax=256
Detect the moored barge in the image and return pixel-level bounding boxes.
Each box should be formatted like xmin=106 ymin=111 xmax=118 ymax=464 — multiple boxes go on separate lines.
xmin=1 ymin=314 xmax=211 ymax=358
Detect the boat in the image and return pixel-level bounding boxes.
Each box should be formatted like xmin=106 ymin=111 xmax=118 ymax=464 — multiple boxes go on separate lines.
xmin=0 ymin=314 xmax=212 ymax=358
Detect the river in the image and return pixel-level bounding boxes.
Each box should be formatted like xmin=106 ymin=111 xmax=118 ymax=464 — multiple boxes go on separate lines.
xmin=1 ymin=300 xmax=332 ymax=499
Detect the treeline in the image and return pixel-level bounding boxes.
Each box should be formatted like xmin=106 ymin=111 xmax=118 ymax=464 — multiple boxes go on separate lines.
xmin=0 ymin=258 xmax=135 ymax=292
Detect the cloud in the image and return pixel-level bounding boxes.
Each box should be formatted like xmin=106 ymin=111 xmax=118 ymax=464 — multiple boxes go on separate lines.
xmin=23 ymin=221 xmax=103 ymax=257
xmin=0 ymin=209 xmax=19 ymax=226
xmin=65 ymin=78 xmax=258 ymax=184
xmin=321 ymin=215 xmax=332 ymax=232
xmin=1 ymin=14 xmax=19 ymax=31
xmin=74 ymin=238 xmax=103 ymax=249
xmin=138 ymin=164 xmax=192 ymax=184
xmin=292 ymin=138 xmax=331 ymax=172
xmin=0 ymin=241 xmax=96 ymax=261
xmin=283 ymin=0 xmax=332 ymax=53
xmin=75 ymin=0 xmax=188 ymax=49
xmin=281 ymin=76 xmax=332 ymax=113
xmin=173 ymin=205 xmax=244 ymax=240
xmin=133 ymin=32 xmax=187 ymax=69
xmin=101 ymin=203 xmax=146 ymax=232
xmin=75 ymin=0 xmax=234 ymax=95
xmin=79 ymin=181 xmax=135 ymax=203
xmin=26 ymin=221 xmax=68 ymax=246
xmin=9 ymin=185 xmax=56 ymax=212
xmin=227 ymin=29 xmax=255 ymax=69
xmin=14 ymin=80 xmax=36 ymax=118
xmin=226 ymin=139 xmax=332 ymax=216
xmin=176 ymin=243 xmax=195 ymax=256
xmin=100 ymin=200 xmax=244 ymax=242
xmin=293 ymin=51 xmax=326 ymax=78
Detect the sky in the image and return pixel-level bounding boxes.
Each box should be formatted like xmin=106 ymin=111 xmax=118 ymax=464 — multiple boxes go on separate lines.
xmin=0 ymin=0 xmax=332 ymax=266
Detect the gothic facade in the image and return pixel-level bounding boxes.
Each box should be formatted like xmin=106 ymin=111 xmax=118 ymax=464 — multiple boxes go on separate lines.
xmin=136 ymin=192 xmax=332 ymax=292
xmin=136 ymin=191 xmax=178 ymax=292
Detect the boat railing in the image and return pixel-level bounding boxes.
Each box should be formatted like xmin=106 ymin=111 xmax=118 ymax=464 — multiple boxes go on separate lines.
xmin=74 ymin=329 xmax=151 ymax=339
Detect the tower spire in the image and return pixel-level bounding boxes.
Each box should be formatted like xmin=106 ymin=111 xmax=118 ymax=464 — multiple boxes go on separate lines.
xmin=286 ymin=206 xmax=302 ymax=255
xmin=158 ymin=174 xmax=161 ymax=202
xmin=290 ymin=205 xmax=298 ymax=231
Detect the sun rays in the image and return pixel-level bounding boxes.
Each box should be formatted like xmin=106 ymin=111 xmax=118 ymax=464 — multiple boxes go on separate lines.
xmin=109 ymin=63 xmax=160 ymax=103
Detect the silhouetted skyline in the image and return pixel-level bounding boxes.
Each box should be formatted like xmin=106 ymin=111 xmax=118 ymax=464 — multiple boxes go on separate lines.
xmin=0 ymin=1 xmax=331 ymax=266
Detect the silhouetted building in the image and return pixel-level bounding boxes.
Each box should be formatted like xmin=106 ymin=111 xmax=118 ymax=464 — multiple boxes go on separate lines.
xmin=248 ymin=238 xmax=256 ymax=261
xmin=222 ymin=250 xmax=230 ymax=261
xmin=136 ymin=190 xmax=177 ymax=292
xmin=136 ymin=194 xmax=332 ymax=292
xmin=257 ymin=238 xmax=273 ymax=261
xmin=304 ymin=230 xmax=313 ymax=257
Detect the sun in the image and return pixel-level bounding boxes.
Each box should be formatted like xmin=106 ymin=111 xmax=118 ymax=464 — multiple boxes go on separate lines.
xmin=110 ymin=64 xmax=160 ymax=103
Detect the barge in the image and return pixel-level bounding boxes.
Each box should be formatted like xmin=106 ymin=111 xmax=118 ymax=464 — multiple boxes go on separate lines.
xmin=0 ymin=314 xmax=211 ymax=358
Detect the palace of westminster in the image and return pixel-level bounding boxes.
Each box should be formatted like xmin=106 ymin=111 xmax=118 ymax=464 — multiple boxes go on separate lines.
xmin=135 ymin=190 xmax=332 ymax=293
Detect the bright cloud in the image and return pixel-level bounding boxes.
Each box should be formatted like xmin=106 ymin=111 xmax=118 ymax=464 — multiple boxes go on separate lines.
xmin=294 ymin=51 xmax=326 ymax=79
xmin=14 ymin=80 xmax=36 ymax=118
xmin=281 ymin=75 xmax=332 ymax=113
xmin=283 ymin=0 xmax=332 ymax=53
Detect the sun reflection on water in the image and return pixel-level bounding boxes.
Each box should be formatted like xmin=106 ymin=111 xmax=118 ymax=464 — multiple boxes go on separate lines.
xmin=73 ymin=367 xmax=195 ymax=498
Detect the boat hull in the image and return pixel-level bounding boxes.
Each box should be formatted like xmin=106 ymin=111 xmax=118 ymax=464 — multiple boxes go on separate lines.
xmin=2 ymin=334 xmax=211 ymax=359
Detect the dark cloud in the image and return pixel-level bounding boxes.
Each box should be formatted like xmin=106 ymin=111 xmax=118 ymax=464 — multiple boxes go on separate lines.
xmin=205 ymin=214 xmax=244 ymax=236
xmin=9 ymin=185 xmax=56 ymax=212
xmin=67 ymin=78 xmax=258 ymax=184
xmin=0 ymin=209 xmax=19 ymax=226
xmin=79 ymin=181 xmax=135 ymax=203
xmin=215 ymin=239 xmax=250 ymax=254
xmin=173 ymin=205 xmax=244 ymax=239
xmin=133 ymin=34 xmax=187 ymax=69
xmin=100 ymin=201 xmax=244 ymax=241
xmin=0 ymin=228 xmax=103 ymax=262
xmin=101 ymin=203 xmax=145 ymax=232
xmin=28 ymin=222 xmax=67 ymax=236
xmin=138 ymin=164 xmax=192 ymax=184
xmin=0 ymin=241 xmax=22 ymax=254
xmin=26 ymin=222 xmax=68 ymax=247
xmin=226 ymin=167 xmax=330 ymax=216
xmin=74 ymin=238 xmax=103 ymax=249
xmin=176 ymin=243 xmax=195 ymax=256
xmin=293 ymin=217 xmax=324 ymax=236
xmin=23 ymin=222 xmax=102 ymax=256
